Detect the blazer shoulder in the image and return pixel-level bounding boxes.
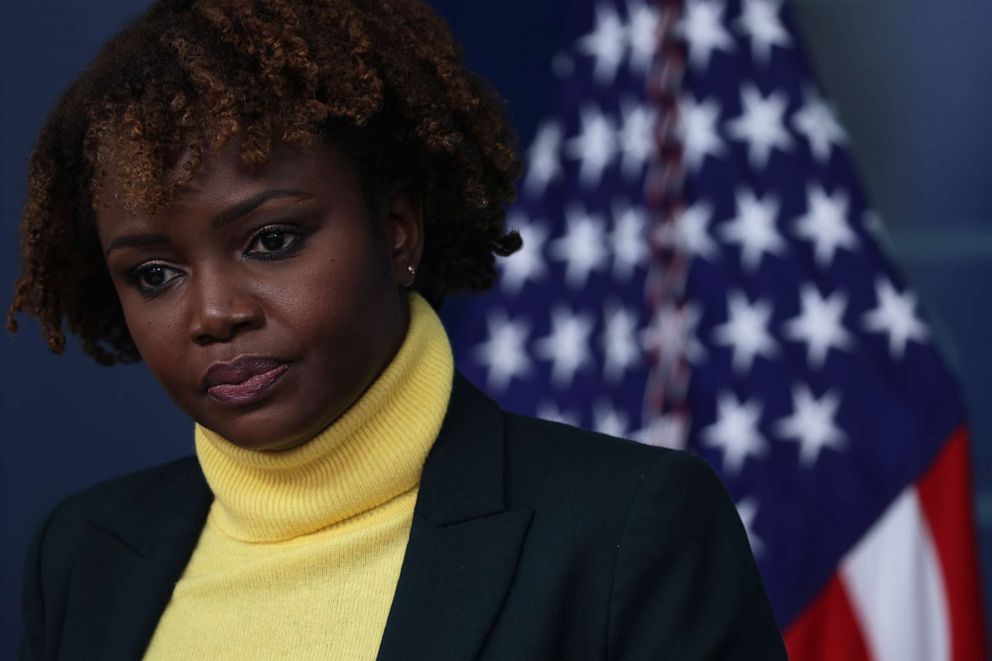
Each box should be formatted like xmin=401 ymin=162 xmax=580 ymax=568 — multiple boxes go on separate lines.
xmin=497 ymin=416 xmax=785 ymax=658
xmin=32 ymin=457 xmax=202 ymax=569
xmin=20 ymin=457 xmax=207 ymax=660
xmin=502 ymin=410 xmax=711 ymax=488
xmin=500 ymin=411 xmax=729 ymax=533
xmin=46 ymin=456 xmax=201 ymax=527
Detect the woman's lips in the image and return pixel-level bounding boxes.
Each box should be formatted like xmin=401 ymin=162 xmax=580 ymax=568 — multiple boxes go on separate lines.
xmin=203 ymin=357 xmax=291 ymax=405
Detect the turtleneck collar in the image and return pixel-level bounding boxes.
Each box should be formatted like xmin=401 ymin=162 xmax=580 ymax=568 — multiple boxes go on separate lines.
xmin=194 ymin=293 xmax=454 ymax=543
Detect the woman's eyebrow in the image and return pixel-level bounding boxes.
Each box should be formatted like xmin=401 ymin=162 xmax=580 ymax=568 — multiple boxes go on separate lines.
xmin=104 ymin=189 xmax=312 ymax=257
xmin=105 ymin=233 xmax=169 ymax=257
xmin=210 ymin=189 xmax=312 ymax=229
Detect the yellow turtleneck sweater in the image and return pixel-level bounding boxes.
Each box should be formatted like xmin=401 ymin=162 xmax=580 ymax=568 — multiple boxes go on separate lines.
xmin=143 ymin=294 xmax=454 ymax=660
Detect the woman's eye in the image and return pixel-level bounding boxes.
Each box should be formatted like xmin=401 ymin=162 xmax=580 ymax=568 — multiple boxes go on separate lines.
xmin=247 ymin=228 xmax=302 ymax=256
xmin=128 ymin=264 xmax=183 ymax=293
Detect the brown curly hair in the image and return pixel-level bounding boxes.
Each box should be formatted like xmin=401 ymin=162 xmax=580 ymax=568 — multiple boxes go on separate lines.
xmin=7 ymin=0 xmax=522 ymax=365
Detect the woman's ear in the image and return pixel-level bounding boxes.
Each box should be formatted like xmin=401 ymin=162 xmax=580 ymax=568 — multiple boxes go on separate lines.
xmin=382 ymin=181 xmax=424 ymax=288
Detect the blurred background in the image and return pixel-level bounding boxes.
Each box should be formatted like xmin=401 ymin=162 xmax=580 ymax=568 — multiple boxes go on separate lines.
xmin=2 ymin=0 xmax=991 ymax=653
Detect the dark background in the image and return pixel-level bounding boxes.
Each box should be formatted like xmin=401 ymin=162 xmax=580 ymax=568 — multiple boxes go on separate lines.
xmin=3 ymin=0 xmax=991 ymax=652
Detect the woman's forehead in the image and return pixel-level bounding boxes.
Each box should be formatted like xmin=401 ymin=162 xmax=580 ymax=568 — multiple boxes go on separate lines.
xmin=93 ymin=138 xmax=361 ymax=236
xmin=97 ymin=136 xmax=357 ymax=211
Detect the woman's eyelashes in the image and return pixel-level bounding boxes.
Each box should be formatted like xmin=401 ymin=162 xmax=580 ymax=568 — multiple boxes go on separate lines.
xmin=245 ymin=225 xmax=306 ymax=260
xmin=126 ymin=263 xmax=184 ymax=296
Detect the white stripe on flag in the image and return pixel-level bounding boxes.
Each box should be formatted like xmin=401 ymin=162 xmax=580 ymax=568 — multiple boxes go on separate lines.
xmin=839 ymin=486 xmax=950 ymax=661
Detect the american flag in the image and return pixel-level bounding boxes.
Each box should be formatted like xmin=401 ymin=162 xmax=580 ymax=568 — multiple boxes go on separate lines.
xmin=443 ymin=0 xmax=987 ymax=658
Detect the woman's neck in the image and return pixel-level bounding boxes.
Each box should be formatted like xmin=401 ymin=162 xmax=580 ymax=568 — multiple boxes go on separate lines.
xmin=193 ymin=293 xmax=454 ymax=542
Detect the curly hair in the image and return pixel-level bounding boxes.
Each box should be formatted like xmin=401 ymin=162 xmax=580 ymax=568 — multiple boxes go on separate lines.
xmin=7 ymin=0 xmax=522 ymax=365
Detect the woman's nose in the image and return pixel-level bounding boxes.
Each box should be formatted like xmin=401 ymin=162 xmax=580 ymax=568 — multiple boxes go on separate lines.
xmin=188 ymin=270 xmax=264 ymax=345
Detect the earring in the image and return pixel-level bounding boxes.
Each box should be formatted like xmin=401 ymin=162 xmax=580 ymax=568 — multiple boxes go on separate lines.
xmin=405 ymin=264 xmax=417 ymax=287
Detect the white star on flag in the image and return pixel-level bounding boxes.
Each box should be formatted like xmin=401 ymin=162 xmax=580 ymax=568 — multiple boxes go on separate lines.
xmin=618 ymin=98 xmax=657 ymax=179
xmin=664 ymin=201 xmax=719 ymax=261
xmin=565 ymin=105 xmax=617 ymax=187
xmin=775 ymin=385 xmax=846 ymax=467
xmin=784 ymin=284 xmax=854 ymax=368
xmin=536 ymin=400 xmax=580 ymax=427
xmin=534 ymin=306 xmax=596 ymax=387
xmin=794 ymin=185 xmax=858 ymax=268
xmin=792 ymin=86 xmax=846 ymax=162
xmin=642 ymin=302 xmax=705 ymax=368
xmin=863 ymin=278 xmax=929 ymax=360
xmin=736 ymin=498 xmax=764 ymax=555
xmin=594 ymin=400 xmax=630 ymax=437
xmin=609 ymin=200 xmax=648 ymax=279
xmin=720 ymin=188 xmax=785 ymax=271
xmin=678 ymin=94 xmax=725 ymax=172
xmin=500 ymin=216 xmax=549 ymax=294
xmin=549 ymin=205 xmax=610 ymax=288
xmin=577 ymin=4 xmax=627 ymax=85
xmin=636 ymin=413 xmax=689 ymax=450
xmin=625 ymin=0 xmax=660 ymax=73
xmin=726 ymin=84 xmax=793 ymax=169
xmin=524 ymin=121 xmax=564 ymax=195
xmin=602 ymin=302 xmax=641 ymax=382
xmin=735 ymin=0 xmax=791 ymax=64
xmin=702 ymin=392 xmax=769 ymax=474
xmin=473 ymin=311 xmax=532 ymax=392
xmin=679 ymin=0 xmax=735 ymax=72
xmin=713 ymin=291 xmax=778 ymax=373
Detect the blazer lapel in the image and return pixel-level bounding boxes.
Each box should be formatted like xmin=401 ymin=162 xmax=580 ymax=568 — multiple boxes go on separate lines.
xmin=377 ymin=374 xmax=533 ymax=661
xmin=59 ymin=459 xmax=212 ymax=660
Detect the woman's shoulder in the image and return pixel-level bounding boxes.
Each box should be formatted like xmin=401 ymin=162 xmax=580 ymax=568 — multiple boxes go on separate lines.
xmin=29 ymin=457 xmax=207 ymax=572
xmin=46 ymin=456 xmax=203 ymax=523
xmin=493 ymin=411 xmax=785 ymax=659
xmin=500 ymin=411 xmax=731 ymax=525
xmin=503 ymin=411 xmax=717 ymax=485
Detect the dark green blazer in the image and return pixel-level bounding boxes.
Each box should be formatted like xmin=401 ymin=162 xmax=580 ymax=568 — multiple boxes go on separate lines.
xmin=20 ymin=374 xmax=786 ymax=660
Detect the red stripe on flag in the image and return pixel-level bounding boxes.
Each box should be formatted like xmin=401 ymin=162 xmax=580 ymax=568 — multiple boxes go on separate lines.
xmin=917 ymin=427 xmax=988 ymax=661
xmin=784 ymin=573 xmax=872 ymax=661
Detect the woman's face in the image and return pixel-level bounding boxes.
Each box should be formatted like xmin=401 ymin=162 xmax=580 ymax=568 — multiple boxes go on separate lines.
xmin=95 ymin=140 xmax=422 ymax=451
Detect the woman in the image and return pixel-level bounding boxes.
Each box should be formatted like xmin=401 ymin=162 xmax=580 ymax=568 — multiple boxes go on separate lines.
xmin=9 ymin=0 xmax=786 ymax=658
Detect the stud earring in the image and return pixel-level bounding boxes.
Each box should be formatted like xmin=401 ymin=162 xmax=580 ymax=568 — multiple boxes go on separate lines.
xmin=405 ymin=265 xmax=417 ymax=287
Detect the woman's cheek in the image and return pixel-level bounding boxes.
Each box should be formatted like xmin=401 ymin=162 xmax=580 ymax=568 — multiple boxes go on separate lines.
xmin=119 ymin=300 xmax=191 ymax=393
